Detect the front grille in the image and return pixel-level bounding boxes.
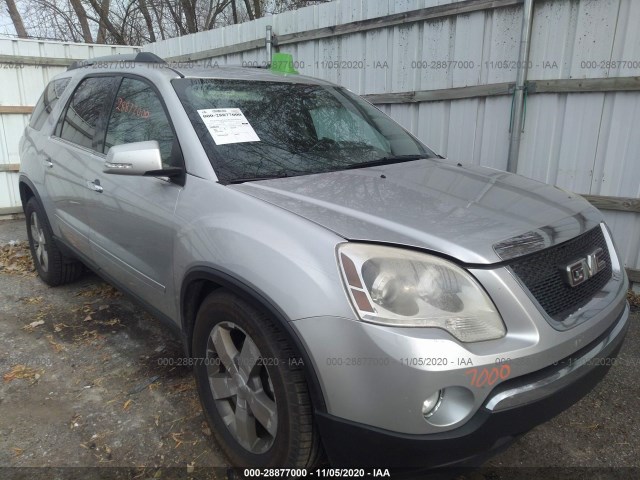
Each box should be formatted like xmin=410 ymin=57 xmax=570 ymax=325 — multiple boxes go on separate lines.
xmin=508 ymin=226 xmax=612 ymax=321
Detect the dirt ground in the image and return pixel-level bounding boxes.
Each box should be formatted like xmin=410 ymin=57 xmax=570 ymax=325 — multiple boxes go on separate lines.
xmin=0 ymin=218 xmax=639 ymax=479
xmin=0 ymin=220 xmax=227 ymax=479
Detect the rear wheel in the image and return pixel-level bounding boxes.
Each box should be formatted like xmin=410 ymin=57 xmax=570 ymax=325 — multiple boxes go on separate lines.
xmin=192 ymin=290 xmax=321 ymax=470
xmin=25 ymin=197 xmax=83 ymax=286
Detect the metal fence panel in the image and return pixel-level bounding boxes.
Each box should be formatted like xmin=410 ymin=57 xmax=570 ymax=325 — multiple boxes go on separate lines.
xmin=0 ymin=38 xmax=139 ymax=212
xmin=143 ymin=0 xmax=640 ymax=270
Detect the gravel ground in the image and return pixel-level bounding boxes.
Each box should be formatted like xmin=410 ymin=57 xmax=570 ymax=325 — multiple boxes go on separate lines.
xmin=0 ymin=218 xmax=638 ymax=479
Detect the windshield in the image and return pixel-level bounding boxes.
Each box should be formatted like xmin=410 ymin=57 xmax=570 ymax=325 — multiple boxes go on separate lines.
xmin=172 ymin=78 xmax=434 ymax=183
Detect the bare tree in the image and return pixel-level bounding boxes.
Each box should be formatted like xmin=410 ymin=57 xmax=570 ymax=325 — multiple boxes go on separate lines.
xmin=85 ymin=0 xmax=125 ymax=43
xmin=139 ymin=0 xmax=156 ymax=42
xmin=69 ymin=0 xmax=93 ymax=42
xmin=149 ymin=0 xmax=166 ymax=39
xmin=267 ymin=0 xmax=330 ymax=15
xmin=230 ymin=0 xmax=237 ymax=23
xmin=242 ymin=0 xmax=253 ymax=19
xmin=180 ymin=0 xmax=197 ymax=33
xmin=95 ymin=0 xmax=110 ymax=42
xmin=205 ymin=0 xmax=231 ymax=30
xmin=9 ymin=0 xmax=330 ymax=46
xmin=4 ymin=0 xmax=29 ymax=37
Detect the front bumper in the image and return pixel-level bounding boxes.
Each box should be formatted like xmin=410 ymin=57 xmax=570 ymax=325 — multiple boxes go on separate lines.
xmin=315 ymin=302 xmax=629 ymax=468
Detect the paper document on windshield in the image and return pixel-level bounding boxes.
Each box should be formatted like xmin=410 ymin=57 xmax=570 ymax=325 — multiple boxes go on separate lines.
xmin=197 ymin=108 xmax=260 ymax=145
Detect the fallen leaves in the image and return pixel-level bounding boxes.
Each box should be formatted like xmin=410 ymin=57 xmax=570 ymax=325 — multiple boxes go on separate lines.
xmin=169 ymin=380 xmax=195 ymax=394
xmin=46 ymin=334 xmax=65 ymax=353
xmin=170 ymin=432 xmax=185 ymax=448
xmin=3 ymin=364 xmax=42 ymax=382
xmin=123 ymin=399 xmax=133 ymax=411
xmin=70 ymin=413 xmax=82 ymax=429
xmin=76 ymin=283 xmax=122 ymax=299
xmin=11 ymin=447 xmax=24 ymax=457
xmin=22 ymin=320 xmax=45 ymax=332
xmin=75 ymin=329 xmax=102 ymax=344
xmin=53 ymin=323 xmax=69 ymax=333
xmin=102 ymin=318 xmax=121 ymax=327
xmin=0 ymin=242 xmax=35 ymax=275
xmin=73 ymin=303 xmax=96 ymax=320
xmin=169 ymin=432 xmax=199 ymax=449
xmin=21 ymin=296 xmax=43 ymax=305
xmin=33 ymin=304 xmax=53 ymax=323
xmin=92 ymin=376 xmax=106 ymax=388
xmin=628 ymin=289 xmax=640 ymax=308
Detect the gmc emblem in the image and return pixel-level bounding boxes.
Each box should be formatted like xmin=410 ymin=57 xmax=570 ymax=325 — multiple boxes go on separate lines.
xmin=562 ymin=248 xmax=607 ymax=287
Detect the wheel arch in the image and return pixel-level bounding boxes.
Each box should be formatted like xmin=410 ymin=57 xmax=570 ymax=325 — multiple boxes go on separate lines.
xmin=18 ymin=175 xmax=40 ymax=212
xmin=19 ymin=175 xmax=80 ymax=261
xmin=180 ymin=266 xmax=327 ymax=413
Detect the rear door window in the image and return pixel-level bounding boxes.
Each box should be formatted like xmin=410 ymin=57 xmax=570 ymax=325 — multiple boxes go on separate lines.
xmin=30 ymin=78 xmax=71 ymax=131
xmin=59 ymin=76 xmax=117 ymax=151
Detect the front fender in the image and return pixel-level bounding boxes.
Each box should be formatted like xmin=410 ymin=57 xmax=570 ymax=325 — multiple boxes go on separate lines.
xmin=173 ymin=176 xmax=354 ymax=323
xmin=173 ymin=176 xmax=357 ymax=412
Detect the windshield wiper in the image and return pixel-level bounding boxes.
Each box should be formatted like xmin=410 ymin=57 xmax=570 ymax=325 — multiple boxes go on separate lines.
xmin=226 ymin=155 xmax=431 ymax=183
xmin=227 ymin=173 xmax=291 ymax=184
xmin=340 ymin=155 xmax=430 ymax=171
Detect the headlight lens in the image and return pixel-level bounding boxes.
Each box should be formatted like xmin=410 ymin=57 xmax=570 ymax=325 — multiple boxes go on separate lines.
xmin=338 ymin=244 xmax=506 ymax=342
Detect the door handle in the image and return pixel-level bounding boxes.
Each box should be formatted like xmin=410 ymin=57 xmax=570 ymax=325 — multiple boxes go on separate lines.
xmin=87 ymin=179 xmax=103 ymax=193
xmin=43 ymin=158 xmax=53 ymax=168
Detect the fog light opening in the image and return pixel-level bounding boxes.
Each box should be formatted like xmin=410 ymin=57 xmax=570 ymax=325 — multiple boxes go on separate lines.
xmin=422 ymin=390 xmax=443 ymax=419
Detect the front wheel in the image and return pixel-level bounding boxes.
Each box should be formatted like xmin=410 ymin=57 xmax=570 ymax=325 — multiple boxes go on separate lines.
xmin=192 ymin=290 xmax=322 ymax=470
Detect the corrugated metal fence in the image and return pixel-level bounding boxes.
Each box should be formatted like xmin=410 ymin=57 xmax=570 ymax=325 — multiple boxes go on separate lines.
xmin=0 ymin=1 xmax=638 ymax=276
xmin=0 ymin=38 xmax=139 ymax=215
xmin=144 ymin=0 xmax=640 ymax=274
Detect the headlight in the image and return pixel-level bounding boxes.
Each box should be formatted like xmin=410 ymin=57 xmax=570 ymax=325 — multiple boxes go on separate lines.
xmin=337 ymin=243 xmax=506 ymax=342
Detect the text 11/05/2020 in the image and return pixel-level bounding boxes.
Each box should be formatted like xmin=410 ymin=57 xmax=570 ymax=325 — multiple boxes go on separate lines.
xmin=243 ymin=468 xmax=392 ymax=477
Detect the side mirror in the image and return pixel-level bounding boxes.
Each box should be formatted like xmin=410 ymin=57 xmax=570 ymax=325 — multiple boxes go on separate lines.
xmin=104 ymin=141 xmax=163 ymax=175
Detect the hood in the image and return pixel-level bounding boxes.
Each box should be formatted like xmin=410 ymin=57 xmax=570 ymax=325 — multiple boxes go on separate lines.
xmin=230 ymin=159 xmax=602 ymax=264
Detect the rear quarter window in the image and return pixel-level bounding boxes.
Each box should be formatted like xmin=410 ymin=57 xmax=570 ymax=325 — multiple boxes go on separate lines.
xmin=29 ymin=78 xmax=71 ymax=131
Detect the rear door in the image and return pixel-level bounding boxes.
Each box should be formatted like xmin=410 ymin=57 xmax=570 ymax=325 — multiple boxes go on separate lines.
xmin=47 ymin=76 xmax=119 ymax=256
xmin=84 ymin=75 xmax=185 ymax=316
xmin=21 ymin=77 xmax=71 ymax=224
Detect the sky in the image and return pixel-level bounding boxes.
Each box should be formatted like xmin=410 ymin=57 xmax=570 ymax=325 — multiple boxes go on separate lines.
xmin=0 ymin=8 xmax=17 ymax=38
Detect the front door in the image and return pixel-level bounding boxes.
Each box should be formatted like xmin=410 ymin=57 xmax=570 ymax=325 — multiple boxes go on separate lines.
xmin=84 ymin=76 xmax=185 ymax=317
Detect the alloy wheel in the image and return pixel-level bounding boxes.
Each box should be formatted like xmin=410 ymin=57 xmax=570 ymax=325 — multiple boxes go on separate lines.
xmin=30 ymin=211 xmax=48 ymax=272
xmin=206 ymin=321 xmax=278 ymax=454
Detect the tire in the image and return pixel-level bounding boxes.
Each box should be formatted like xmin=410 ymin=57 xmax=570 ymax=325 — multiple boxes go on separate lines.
xmin=192 ymin=290 xmax=322 ymax=471
xmin=25 ymin=197 xmax=83 ymax=286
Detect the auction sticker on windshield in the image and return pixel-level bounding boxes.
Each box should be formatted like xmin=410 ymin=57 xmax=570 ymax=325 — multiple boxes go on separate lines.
xmin=197 ymin=108 xmax=260 ymax=145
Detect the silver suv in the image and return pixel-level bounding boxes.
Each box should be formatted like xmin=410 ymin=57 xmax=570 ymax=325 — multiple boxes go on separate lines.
xmin=19 ymin=53 xmax=629 ymax=471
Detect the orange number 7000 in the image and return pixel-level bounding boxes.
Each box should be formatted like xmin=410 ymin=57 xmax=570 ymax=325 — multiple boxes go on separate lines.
xmin=465 ymin=364 xmax=511 ymax=388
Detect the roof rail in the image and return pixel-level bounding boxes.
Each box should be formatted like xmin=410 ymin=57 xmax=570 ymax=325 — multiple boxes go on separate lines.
xmin=67 ymin=52 xmax=166 ymax=71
